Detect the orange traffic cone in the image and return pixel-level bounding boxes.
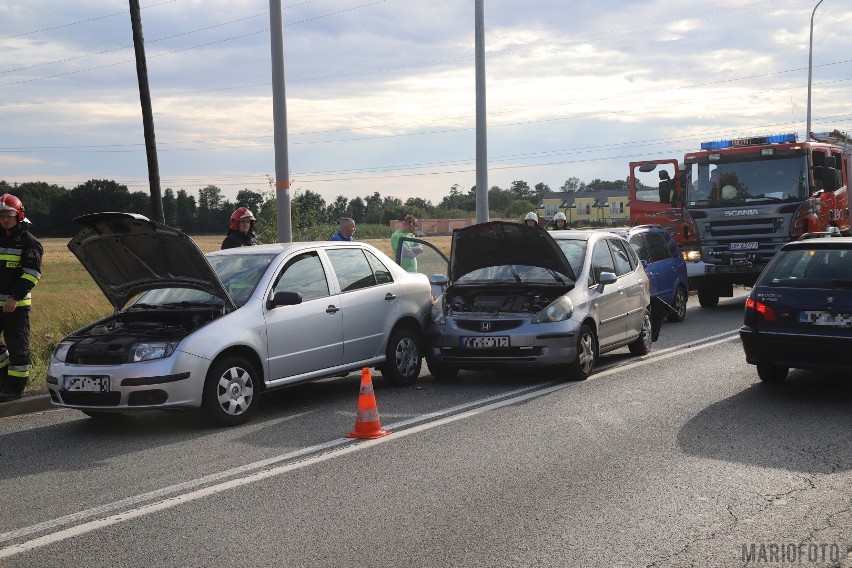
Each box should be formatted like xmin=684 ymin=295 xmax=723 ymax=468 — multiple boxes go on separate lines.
xmin=346 ymin=368 xmax=390 ymax=439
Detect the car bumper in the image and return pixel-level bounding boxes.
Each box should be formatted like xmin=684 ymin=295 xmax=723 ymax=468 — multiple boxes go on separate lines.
xmin=46 ymin=349 xmax=210 ymax=411
xmin=740 ymin=327 xmax=852 ymax=372
xmin=427 ymin=320 xmax=580 ymax=369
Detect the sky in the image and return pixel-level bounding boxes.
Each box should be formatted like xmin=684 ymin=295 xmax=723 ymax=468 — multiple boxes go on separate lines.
xmin=1 ymin=0 xmax=851 ymax=207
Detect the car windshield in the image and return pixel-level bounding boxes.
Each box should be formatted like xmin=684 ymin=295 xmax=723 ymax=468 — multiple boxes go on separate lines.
xmin=133 ymin=253 xmax=277 ymax=309
xmin=456 ymin=264 xmax=569 ymax=284
xmin=757 ymin=247 xmax=852 ymax=288
xmin=553 ymin=239 xmax=588 ymax=276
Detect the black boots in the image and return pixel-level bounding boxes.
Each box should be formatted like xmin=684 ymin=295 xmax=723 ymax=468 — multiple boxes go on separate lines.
xmin=0 ymin=376 xmax=27 ymax=402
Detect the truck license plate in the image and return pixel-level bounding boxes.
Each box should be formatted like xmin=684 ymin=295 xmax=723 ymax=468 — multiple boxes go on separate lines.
xmin=63 ymin=375 xmax=110 ymax=392
xmin=461 ymin=336 xmax=510 ymax=349
xmin=729 ymin=242 xmax=759 ymax=251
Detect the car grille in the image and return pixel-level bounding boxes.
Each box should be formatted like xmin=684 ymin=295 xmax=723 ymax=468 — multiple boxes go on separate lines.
xmin=454 ymin=319 xmax=524 ymax=333
xmin=59 ymin=391 xmax=121 ymax=406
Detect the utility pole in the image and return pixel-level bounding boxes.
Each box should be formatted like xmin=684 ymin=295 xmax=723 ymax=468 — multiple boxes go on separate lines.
xmin=474 ymin=0 xmax=489 ymax=223
xmin=128 ymin=0 xmax=164 ymax=223
xmin=805 ymin=0 xmax=825 ymax=142
xmin=269 ymin=0 xmax=292 ymax=242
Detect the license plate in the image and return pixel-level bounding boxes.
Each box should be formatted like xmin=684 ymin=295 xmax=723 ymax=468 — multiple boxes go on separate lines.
xmin=729 ymin=242 xmax=759 ymax=251
xmin=63 ymin=375 xmax=110 ymax=392
xmin=799 ymin=311 xmax=852 ymax=327
xmin=461 ymin=336 xmax=509 ymax=349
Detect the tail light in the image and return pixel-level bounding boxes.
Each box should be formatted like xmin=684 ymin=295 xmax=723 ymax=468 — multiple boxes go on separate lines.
xmin=745 ymin=297 xmax=776 ymax=322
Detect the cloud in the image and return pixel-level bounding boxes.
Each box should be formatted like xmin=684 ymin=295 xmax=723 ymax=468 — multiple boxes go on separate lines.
xmin=0 ymin=0 xmax=850 ymax=207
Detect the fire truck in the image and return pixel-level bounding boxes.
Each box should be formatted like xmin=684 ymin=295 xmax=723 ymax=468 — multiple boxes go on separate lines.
xmin=629 ymin=130 xmax=851 ymax=307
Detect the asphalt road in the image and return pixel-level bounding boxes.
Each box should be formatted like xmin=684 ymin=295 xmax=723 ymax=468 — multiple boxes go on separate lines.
xmin=3 ymin=290 xmax=852 ymax=567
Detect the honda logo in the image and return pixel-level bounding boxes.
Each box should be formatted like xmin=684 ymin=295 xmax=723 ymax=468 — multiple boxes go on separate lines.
xmin=481 ymin=322 xmax=491 ymax=332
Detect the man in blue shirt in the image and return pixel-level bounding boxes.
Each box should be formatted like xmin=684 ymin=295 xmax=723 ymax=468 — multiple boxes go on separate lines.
xmin=330 ymin=217 xmax=356 ymax=241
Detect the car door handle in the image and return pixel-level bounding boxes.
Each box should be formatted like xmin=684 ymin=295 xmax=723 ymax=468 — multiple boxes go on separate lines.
xmin=384 ymin=293 xmax=397 ymax=301
xmin=326 ymin=305 xmax=340 ymax=314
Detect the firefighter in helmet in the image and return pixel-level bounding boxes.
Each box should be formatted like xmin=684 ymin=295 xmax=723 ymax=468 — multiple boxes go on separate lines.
xmin=552 ymin=211 xmax=568 ymax=230
xmin=0 ymin=194 xmax=43 ymax=403
xmin=523 ymin=211 xmax=539 ymax=228
xmin=222 ymin=207 xmax=261 ymax=249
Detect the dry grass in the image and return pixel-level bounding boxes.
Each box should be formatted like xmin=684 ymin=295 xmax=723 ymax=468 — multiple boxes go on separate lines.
xmin=25 ymin=234 xmax=452 ymax=396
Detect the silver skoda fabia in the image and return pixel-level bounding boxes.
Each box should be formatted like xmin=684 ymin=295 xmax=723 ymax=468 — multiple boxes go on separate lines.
xmin=48 ymin=213 xmax=433 ymax=426
xmin=412 ymin=222 xmax=652 ymax=381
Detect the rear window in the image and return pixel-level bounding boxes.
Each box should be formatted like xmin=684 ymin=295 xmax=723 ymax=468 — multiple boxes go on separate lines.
xmin=758 ymin=247 xmax=852 ymax=287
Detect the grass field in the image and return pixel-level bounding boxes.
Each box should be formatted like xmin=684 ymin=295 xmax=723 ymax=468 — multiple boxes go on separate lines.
xmin=24 ymin=234 xmax=451 ymax=396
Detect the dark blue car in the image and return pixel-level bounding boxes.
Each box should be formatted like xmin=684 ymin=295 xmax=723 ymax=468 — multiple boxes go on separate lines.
xmin=740 ymin=236 xmax=852 ymax=383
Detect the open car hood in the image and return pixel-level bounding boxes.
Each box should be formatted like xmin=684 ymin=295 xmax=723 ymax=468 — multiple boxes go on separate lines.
xmin=68 ymin=212 xmax=236 ymax=312
xmin=450 ymin=221 xmax=576 ymax=282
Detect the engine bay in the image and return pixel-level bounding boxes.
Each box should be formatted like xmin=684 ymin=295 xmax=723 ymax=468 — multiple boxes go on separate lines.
xmin=445 ymin=285 xmax=568 ymax=315
xmin=65 ymin=307 xmax=223 ymax=364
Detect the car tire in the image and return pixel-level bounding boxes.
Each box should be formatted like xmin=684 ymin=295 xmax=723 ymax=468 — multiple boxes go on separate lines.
xmin=697 ymin=281 xmax=719 ymax=308
xmin=757 ymin=363 xmax=788 ymax=383
xmin=628 ymin=309 xmax=653 ymax=355
xmin=667 ymin=285 xmax=688 ymax=322
xmin=567 ymin=324 xmax=596 ymax=381
xmin=426 ymin=355 xmax=459 ymax=380
xmin=201 ymin=356 xmax=260 ymax=427
xmin=379 ymin=326 xmax=422 ymax=386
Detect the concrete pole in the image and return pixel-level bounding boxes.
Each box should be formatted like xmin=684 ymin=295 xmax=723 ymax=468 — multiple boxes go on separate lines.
xmin=129 ymin=0 xmax=164 ymax=223
xmin=805 ymin=0 xmax=824 ymax=142
xmin=474 ymin=0 xmax=489 ymax=223
xmin=269 ymin=0 xmax=292 ymax=242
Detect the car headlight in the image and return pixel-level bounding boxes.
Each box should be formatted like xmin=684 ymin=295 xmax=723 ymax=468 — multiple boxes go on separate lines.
xmin=129 ymin=342 xmax=178 ymax=363
xmin=532 ymin=295 xmax=574 ymax=323
xmin=682 ymin=249 xmax=702 ymax=262
xmin=431 ymin=297 xmax=446 ymax=325
xmin=52 ymin=341 xmax=73 ymax=363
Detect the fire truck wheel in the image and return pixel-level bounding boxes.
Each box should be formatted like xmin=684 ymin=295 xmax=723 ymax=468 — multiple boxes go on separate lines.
xmin=697 ymin=282 xmax=719 ymax=308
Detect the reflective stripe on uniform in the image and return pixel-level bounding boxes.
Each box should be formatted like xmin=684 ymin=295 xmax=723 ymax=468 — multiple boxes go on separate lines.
xmin=8 ymin=365 xmax=29 ymax=378
xmin=21 ymin=273 xmax=38 ymax=285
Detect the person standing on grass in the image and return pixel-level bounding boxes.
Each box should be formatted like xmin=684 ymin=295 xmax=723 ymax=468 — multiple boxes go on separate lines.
xmin=0 ymin=194 xmax=43 ymax=403
xmin=390 ymin=214 xmax=423 ymax=272
xmin=330 ymin=217 xmax=356 ymax=241
xmin=222 ymin=207 xmax=261 ymax=249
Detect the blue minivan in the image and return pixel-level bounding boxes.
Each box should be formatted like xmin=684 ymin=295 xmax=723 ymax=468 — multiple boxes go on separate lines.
xmin=626 ymin=225 xmax=690 ymax=323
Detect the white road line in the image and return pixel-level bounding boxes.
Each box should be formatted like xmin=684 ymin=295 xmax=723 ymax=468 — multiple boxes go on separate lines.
xmin=0 ymin=329 xmax=740 ymax=559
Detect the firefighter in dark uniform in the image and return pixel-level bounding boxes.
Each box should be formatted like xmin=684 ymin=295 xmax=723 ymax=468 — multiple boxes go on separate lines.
xmin=221 ymin=207 xmax=261 ymax=249
xmin=0 ymin=194 xmax=43 ymax=402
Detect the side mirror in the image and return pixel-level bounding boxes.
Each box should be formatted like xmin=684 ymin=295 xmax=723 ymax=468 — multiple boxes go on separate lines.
xmin=823 ymin=167 xmax=838 ymax=192
xmin=598 ymin=272 xmax=618 ymax=286
xmin=266 ymin=291 xmax=302 ymax=309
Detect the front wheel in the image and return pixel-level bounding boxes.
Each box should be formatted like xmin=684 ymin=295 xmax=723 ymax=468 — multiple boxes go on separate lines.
xmin=201 ymin=356 xmax=260 ymax=427
xmin=567 ymin=324 xmax=596 ymax=381
xmin=380 ymin=326 xmax=422 ymax=386
xmin=668 ymin=285 xmax=688 ymax=322
xmin=757 ymin=363 xmax=788 ymax=383
xmin=628 ymin=309 xmax=653 ymax=355
xmin=426 ymin=355 xmax=459 ymax=380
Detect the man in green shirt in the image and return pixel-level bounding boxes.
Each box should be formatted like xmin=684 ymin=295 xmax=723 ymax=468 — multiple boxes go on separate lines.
xmin=391 ymin=215 xmax=423 ymax=272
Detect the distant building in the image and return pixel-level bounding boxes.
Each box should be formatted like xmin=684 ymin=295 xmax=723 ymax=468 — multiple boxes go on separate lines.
xmin=536 ymin=190 xmax=630 ymax=226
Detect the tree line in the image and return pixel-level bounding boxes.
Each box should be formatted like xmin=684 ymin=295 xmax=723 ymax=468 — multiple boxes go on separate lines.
xmin=0 ymin=176 xmax=629 ymax=239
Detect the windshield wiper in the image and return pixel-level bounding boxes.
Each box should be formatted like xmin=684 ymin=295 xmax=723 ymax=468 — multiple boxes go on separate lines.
xmin=826 ymin=279 xmax=852 ymax=289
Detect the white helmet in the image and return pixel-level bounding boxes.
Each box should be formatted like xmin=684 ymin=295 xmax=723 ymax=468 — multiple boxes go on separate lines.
xmin=524 ymin=211 xmax=538 ymax=222
xmin=553 ymin=212 xmax=567 ymax=222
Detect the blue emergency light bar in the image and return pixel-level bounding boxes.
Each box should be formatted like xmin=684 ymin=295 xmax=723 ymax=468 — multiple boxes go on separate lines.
xmin=700 ymin=133 xmax=797 ymax=150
